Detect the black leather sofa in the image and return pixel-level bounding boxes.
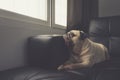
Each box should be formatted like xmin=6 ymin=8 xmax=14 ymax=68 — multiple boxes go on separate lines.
xmin=0 ymin=16 xmax=120 ymax=80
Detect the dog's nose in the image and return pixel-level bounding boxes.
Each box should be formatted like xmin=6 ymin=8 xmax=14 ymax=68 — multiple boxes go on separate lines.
xmin=63 ymin=34 xmax=70 ymax=41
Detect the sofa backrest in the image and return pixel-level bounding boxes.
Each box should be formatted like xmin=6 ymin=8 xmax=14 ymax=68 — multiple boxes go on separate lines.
xmin=27 ymin=16 xmax=120 ymax=69
xmin=89 ymin=16 xmax=120 ymax=58
xmin=27 ymin=35 xmax=69 ymax=69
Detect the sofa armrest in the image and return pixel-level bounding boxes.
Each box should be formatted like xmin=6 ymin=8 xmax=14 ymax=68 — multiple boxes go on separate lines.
xmin=27 ymin=35 xmax=69 ymax=70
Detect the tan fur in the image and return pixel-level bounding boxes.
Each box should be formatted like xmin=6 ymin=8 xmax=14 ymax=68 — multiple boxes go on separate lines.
xmin=57 ymin=30 xmax=110 ymax=70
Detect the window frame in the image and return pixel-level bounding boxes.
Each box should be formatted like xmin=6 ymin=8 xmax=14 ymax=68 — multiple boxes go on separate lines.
xmin=0 ymin=0 xmax=67 ymax=29
xmin=51 ymin=0 xmax=67 ymax=29
xmin=0 ymin=0 xmax=51 ymax=26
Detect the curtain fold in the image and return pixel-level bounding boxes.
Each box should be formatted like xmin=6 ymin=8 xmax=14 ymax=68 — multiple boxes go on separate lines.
xmin=81 ymin=0 xmax=92 ymax=32
xmin=66 ymin=0 xmax=83 ymax=32
xmin=66 ymin=0 xmax=98 ymax=32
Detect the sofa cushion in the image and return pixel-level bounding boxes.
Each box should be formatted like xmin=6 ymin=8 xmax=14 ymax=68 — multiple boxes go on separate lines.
xmin=91 ymin=58 xmax=120 ymax=80
xmin=27 ymin=35 xmax=70 ymax=70
xmin=89 ymin=16 xmax=120 ymax=80
xmin=95 ymin=69 xmax=120 ymax=80
xmin=89 ymin=16 xmax=120 ymax=58
xmin=0 ymin=67 xmax=43 ymax=80
xmin=0 ymin=67 xmax=87 ymax=80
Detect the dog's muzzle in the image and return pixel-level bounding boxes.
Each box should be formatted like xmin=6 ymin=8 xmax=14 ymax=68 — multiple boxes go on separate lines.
xmin=63 ymin=32 xmax=75 ymax=41
xmin=63 ymin=33 xmax=74 ymax=47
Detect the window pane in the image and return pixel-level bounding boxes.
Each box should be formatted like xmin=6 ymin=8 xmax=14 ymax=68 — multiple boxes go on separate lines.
xmin=55 ymin=0 xmax=67 ymax=26
xmin=0 ymin=0 xmax=47 ymax=21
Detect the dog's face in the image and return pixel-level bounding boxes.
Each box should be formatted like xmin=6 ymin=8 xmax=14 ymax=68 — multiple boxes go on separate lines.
xmin=63 ymin=30 xmax=87 ymax=46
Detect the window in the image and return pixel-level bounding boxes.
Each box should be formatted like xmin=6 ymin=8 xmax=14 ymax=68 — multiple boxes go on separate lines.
xmin=0 ymin=0 xmax=47 ymax=20
xmin=0 ymin=0 xmax=67 ymax=29
xmin=52 ymin=0 xmax=67 ymax=29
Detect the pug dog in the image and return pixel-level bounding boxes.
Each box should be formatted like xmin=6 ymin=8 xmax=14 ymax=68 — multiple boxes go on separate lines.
xmin=57 ymin=30 xmax=110 ymax=70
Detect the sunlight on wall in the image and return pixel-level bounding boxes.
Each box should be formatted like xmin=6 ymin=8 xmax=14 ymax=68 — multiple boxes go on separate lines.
xmin=0 ymin=0 xmax=47 ymax=20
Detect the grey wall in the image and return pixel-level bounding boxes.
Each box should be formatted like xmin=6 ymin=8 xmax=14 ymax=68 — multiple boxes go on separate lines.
xmin=99 ymin=0 xmax=120 ymax=17
xmin=0 ymin=15 xmax=65 ymax=71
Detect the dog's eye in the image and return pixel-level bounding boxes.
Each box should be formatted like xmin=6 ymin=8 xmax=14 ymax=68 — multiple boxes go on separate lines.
xmin=69 ymin=32 xmax=75 ymax=38
xmin=71 ymin=33 xmax=75 ymax=37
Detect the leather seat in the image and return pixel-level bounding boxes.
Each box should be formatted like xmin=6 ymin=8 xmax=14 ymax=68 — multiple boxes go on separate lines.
xmin=89 ymin=16 xmax=120 ymax=80
xmin=0 ymin=16 xmax=120 ymax=80
xmin=0 ymin=35 xmax=88 ymax=80
xmin=0 ymin=66 xmax=87 ymax=80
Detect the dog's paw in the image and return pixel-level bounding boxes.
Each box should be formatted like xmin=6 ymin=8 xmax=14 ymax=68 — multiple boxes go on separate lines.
xmin=63 ymin=64 xmax=73 ymax=70
xmin=57 ymin=64 xmax=73 ymax=70
xmin=57 ymin=65 xmax=64 ymax=70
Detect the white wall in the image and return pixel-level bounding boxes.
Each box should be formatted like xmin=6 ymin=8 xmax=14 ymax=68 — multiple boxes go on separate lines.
xmin=99 ymin=0 xmax=120 ymax=17
xmin=0 ymin=11 xmax=65 ymax=71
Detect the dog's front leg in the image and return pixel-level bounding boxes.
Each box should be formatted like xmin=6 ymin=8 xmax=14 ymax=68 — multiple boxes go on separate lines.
xmin=57 ymin=57 xmax=75 ymax=70
xmin=58 ymin=61 xmax=92 ymax=70
xmin=57 ymin=65 xmax=72 ymax=70
xmin=69 ymin=63 xmax=91 ymax=69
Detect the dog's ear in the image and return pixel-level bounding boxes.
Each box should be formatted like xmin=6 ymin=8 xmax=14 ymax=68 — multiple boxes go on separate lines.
xmin=80 ymin=31 xmax=88 ymax=40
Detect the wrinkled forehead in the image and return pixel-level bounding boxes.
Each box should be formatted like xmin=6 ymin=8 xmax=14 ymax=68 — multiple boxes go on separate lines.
xmin=68 ymin=30 xmax=80 ymax=35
